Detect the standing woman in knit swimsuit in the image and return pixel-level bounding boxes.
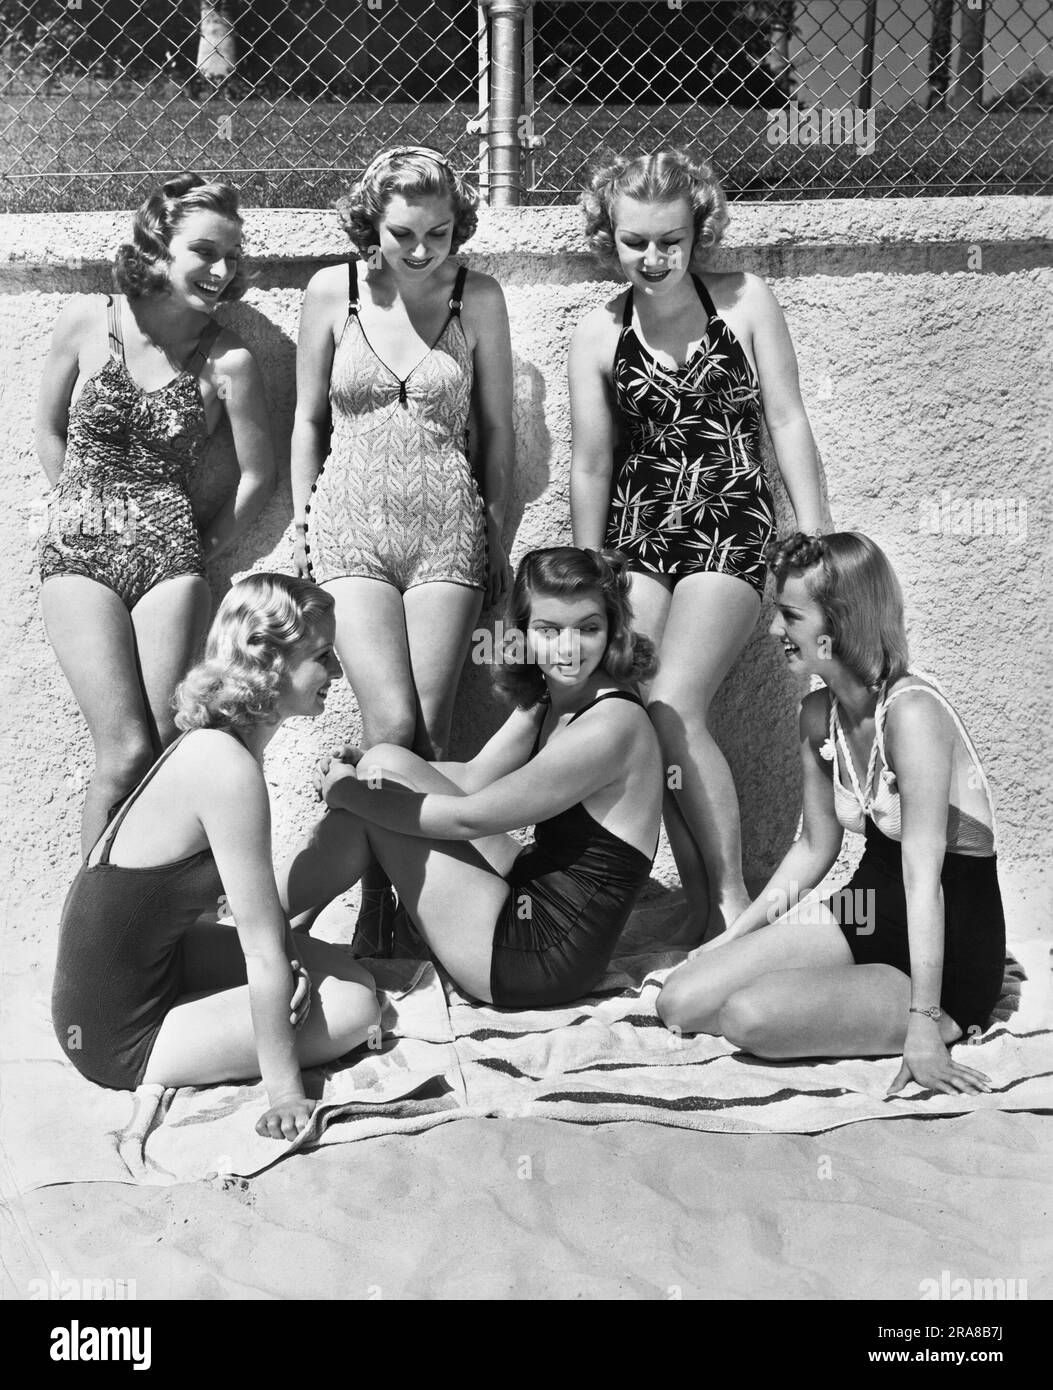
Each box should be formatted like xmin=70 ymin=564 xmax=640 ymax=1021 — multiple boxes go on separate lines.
xmin=293 ymin=146 xmax=514 ymax=949
xmin=569 ymin=149 xmax=824 ymax=943
xmin=658 ymin=533 xmax=1005 ymax=1097
xmin=36 ymin=174 xmax=275 ymax=855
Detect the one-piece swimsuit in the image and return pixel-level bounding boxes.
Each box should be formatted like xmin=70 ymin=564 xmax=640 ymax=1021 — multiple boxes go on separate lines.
xmin=38 ymin=295 xmax=219 ymax=609
xmin=305 ymin=261 xmax=487 ymax=592
xmin=607 ymin=274 xmax=775 ymax=594
xmin=823 ymin=675 xmax=1006 ymax=1033
xmin=489 ymin=691 xmax=656 ymax=1009
xmin=52 ymin=731 xmax=226 ymax=1091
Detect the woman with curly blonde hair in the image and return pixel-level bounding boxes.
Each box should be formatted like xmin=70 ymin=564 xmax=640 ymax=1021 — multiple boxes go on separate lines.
xmin=292 ymin=145 xmax=515 ymax=953
xmin=279 ymin=548 xmax=663 ymax=1009
xmin=36 ymin=173 xmax=275 ymax=856
xmin=658 ymin=534 xmax=1005 ymax=1097
xmin=52 ymin=573 xmax=380 ymax=1142
xmin=569 ymin=147 xmax=825 ymax=943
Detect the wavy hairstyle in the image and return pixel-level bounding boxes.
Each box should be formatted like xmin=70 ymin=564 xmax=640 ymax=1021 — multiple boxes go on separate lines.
xmin=581 ymin=147 xmax=729 ymax=274
xmin=112 ymin=172 xmax=247 ymax=301
xmin=174 ymin=573 xmax=335 ymax=732
xmin=765 ymin=532 xmax=910 ymax=690
xmin=491 ymin=547 xmax=658 ymax=709
xmin=337 ymin=146 xmax=479 ymax=258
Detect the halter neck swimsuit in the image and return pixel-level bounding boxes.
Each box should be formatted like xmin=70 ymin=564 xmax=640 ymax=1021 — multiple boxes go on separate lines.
xmin=822 ymin=677 xmax=1005 ymax=1033
xmin=52 ymin=731 xmax=226 ymax=1090
xmin=39 ymin=295 xmax=218 ymax=609
xmin=606 ymin=275 xmax=775 ymax=594
xmin=304 ymin=261 xmax=487 ymax=592
xmin=489 ymin=691 xmax=656 ymax=1009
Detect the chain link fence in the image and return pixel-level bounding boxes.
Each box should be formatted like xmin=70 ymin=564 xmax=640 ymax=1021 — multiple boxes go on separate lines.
xmin=1 ymin=1 xmax=1050 ymax=212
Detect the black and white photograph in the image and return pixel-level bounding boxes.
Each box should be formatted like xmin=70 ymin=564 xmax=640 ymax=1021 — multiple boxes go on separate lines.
xmin=1 ymin=0 xmax=1049 ymax=1340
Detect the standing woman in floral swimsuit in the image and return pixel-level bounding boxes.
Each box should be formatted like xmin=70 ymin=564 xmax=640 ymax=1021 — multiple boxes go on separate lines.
xmin=293 ymin=146 xmax=514 ymax=949
xmin=36 ymin=174 xmax=275 ymax=855
xmin=569 ymin=148 xmax=825 ymax=944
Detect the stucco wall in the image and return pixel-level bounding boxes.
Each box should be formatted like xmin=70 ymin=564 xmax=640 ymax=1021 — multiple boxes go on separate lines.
xmin=2 ymin=197 xmax=1050 ymax=953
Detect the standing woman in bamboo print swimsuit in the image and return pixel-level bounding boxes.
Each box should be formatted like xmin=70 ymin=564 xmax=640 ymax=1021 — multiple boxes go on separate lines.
xmin=293 ymin=145 xmax=514 ymax=950
xmin=36 ymin=174 xmax=275 ymax=855
xmin=569 ymin=149 xmax=824 ymax=943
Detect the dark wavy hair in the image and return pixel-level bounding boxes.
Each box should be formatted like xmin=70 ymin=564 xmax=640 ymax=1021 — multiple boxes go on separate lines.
xmin=112 ymin=172 xmax=247 ymax=301
xmin=491 ymin=547 xmax=658 ymax=709
xmin=765 ymin=532 xmax=910 ymax=690
xmin=336 ymin=146 xmax=479 ymax=257
xmin=174 ymin=573 xmax=335 ymax=732
xmin=581 ymin=147 xmax=729 ymax=275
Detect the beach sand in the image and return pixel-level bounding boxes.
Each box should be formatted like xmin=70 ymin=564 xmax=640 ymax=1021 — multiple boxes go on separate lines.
xmin=7 ymin=1111 xmax=1049 ymax=1300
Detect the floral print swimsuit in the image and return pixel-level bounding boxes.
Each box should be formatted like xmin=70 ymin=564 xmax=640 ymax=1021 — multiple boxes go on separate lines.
xmin=606 ymin=274 xmax=775 ymax=595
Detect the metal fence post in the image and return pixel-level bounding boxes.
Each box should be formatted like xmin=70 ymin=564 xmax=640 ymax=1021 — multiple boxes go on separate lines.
xmin=486 ymin=0 xmax=530 ymax=207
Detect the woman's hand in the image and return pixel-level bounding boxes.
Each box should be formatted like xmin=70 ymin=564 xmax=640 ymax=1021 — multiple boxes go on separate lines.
xmin=288 ymin=959 xmax=312 ymax=1029
xmin=887 ymin=1019 xmax=993 ymax=1098
xmin=256 ymin=1093 xmax=316 ymax=1141
xmin=485 ymin=525 xmax=512 ymax=610
xmin=313 ymin=744 xmax=363 ymax=800
xmin=318 ymin=759 xmax=360 ymax=806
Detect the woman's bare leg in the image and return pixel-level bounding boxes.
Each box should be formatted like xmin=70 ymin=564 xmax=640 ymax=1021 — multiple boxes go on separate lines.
xmin=277 ymin=747 xmax=522 ymax=1002
xmin=142 ymin=926 xmax=380 ymax=1087
xmin=646 ymin=572 xmax=761 ymax=940
xmin=41 ymin=576 xmax=155 ymax=856
xmin=130 ymin=574 xmax=211 ymax=748
xmin=403 ymin=581 xmax=484 ymax=758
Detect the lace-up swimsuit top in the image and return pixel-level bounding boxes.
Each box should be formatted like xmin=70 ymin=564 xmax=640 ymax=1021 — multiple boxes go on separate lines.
xmin=304 ymin=260 xmax=487 ymax=593
xmin=828 ymin=676 xmax=996 ymax=856
xmin=38 ymin=295 xmax=219 ymax=609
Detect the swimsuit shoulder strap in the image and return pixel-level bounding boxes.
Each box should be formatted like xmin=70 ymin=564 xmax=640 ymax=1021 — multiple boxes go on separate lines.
xmin=567 ymin=690 xmax=645 ymax=725
xmin=348 ymin=258 xmax=360 ymax=317
xmin=95 ymin=733 xmax=191 ymax=866
xmin=621 ymin=288 xmax=634 ymax=329
xmin=183 ymin=318 xmax=222 ymax=378
xmin=448 ymin=264 xmax=467 ymax=315
xmin=692 ymin=274 xmax=718 ymax=321
xmin=106 ymin=294 xmax=124 ymax=361
xmin=877 ymin=677 xmax=995 ymax=820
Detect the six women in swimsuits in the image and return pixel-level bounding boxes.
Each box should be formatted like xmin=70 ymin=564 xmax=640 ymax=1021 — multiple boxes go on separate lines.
xmin=39 ymin=147 xmax=1009 ymax=1137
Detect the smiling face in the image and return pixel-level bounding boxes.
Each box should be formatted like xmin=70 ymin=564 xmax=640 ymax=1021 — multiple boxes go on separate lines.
xmin=374 ymin=193 xmax=455 ymax=281
xmin=276 ymin=617 xmax=342 ymax=721
xmin=165 ymin=208 xmax=243 ymax=312
xmin=612 ymin=195 xmax=695 ymax=296
xmin=769 ymin=572 xmax=835 ymax=676
xmin=526 ymin=589 xmax=609 ymax=691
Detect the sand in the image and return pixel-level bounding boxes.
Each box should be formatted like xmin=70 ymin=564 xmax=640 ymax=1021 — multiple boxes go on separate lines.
xmin=5 ymin=1109 xmax=1049 ymax=1301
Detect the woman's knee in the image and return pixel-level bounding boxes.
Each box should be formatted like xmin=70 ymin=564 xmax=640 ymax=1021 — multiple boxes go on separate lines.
xmin=361 ymin=708 xmax=416 ymax=748
xmin=93 ymin=732 xmax=154 ymax=790
xmin=718 ymin=987 xmax=774 ymax=1054
xmin=359 ymin=743 xmax=426 ymax=781
xmin=657 ymin=971 xmax=719 ymax=1036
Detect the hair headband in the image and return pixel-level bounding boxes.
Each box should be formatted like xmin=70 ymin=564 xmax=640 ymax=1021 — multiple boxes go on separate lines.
xmin=359 ymin=146 xmax=451 ymax=183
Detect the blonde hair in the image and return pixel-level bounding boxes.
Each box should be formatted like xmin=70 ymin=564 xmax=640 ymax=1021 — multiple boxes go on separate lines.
xmin=766 ymin=532 xmax=910 ymax=690
xmin=175 ymin=574 xmax=335 ymax=732
xmin=581 ymin=147 xmax=729 ymax=273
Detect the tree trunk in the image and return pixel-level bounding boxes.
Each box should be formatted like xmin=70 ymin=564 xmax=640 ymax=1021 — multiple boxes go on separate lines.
xmin=954 ymin=0 xmax=986 ymax=114
xmin=926 ymin=0 xmax=954 ymax=111
xmin=197 ymin=1 xmax=237 ymax=84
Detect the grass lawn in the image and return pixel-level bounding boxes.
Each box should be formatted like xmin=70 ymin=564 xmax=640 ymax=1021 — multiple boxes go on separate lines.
xmin=1 ymin=89 xmax=1049 ymax=211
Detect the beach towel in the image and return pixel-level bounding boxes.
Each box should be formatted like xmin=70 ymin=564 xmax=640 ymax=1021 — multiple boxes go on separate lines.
xmin=2 ymin=929 xmax=1050 ymax=1193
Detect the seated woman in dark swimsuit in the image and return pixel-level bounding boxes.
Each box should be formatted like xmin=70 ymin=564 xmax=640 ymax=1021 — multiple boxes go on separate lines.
xmin=52 ymin=574 xmax=380 ymax=1140
xmin=278 ymin=548 xmax=663 ymax=1008
xmin=658 ymin=532 xmax=1006 ymax=1098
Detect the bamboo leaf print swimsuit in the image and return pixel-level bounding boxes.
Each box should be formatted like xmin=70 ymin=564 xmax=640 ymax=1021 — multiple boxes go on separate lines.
xmin=607 ymin=274 xmax=776 ymax=593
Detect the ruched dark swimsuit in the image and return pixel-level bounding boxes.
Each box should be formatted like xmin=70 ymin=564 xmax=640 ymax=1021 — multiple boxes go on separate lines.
xmin=489 ymin=691 xmax=656 ymax=1009
xmin=606 ymin=275 xmax=776 ymax=594
xmin=822 ymin=678 xmax=1006 ymax=1034
xmin=52 ymin=732 xmax=225 ymax=1090
xmin=38 ymin=295 xmax=219 ymax=609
